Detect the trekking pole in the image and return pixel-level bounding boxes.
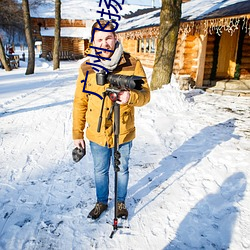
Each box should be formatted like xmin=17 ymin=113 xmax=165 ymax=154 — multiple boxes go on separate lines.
xmin=110 ymin=101 xmax=121 ymax=238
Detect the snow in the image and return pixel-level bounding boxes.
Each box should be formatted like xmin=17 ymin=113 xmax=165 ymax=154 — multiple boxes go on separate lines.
xmin=118 ymin=9 xmax=160 ymax=32
xmin=40 ymin=27 xmax=92 ymax=39
xmin=30 ymin=0 xmax=151 ymax=19
xmin=126 ymin=0 xmax=161 ymax=7
xmin=182 ymin=0 xmax=249 ymax=21
xmin=0 ymin=49 xmax=250 ymax=249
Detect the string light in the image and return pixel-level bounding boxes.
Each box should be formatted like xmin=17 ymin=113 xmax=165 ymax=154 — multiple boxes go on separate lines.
xmin=179 ymin=15 xmax=250 ymax=37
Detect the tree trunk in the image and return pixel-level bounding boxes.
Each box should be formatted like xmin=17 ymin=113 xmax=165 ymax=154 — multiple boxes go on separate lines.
xmin=22 ymin=0 xmax=35 ymax=75
xmin=53 ymin=0 xmax=61 ymax=70
xmin=0 ymin=37 xmax=11 ymax=71
xmin=151 ymin=0 xmax=182 ymax=90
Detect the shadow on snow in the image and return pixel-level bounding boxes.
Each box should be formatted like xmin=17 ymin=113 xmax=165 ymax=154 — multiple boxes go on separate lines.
xmin=128 ymin=119 xmax=239 ymax=213
xmin=127 ymin=118 xmax=244 ymax=248
xmin=164 ymin=172 xmax=247 ymax=249
xmin=0 ymin=100 xmax=73 ymax=117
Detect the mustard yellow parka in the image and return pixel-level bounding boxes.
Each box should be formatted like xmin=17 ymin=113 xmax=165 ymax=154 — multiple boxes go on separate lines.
xmin=72 ymin=52 xmax=150 ymax=148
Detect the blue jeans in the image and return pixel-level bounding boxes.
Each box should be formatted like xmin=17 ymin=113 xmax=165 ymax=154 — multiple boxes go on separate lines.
xmin=90 ymin=141 xmax=132 ymax=205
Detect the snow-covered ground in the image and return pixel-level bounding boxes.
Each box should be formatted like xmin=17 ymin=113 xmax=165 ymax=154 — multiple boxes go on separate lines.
xmin=0 ymin=50 xmax=250 ymax=250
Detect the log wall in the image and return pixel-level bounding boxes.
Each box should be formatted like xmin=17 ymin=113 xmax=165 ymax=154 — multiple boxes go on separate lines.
xmin=173 ymin=34 xmax=185 ymax=74
xmin=240 ymin=35 xmax=250 ymax=79
xmin=176 ymin=35 xmax=199 ymax=80
xmin=120 ymin=30 xmax=200 ymax=80
xmin=121 ymin=39 xmax=156 ymax=68
xmin=203 ymin=34 xmax=216 ymax=81
xmin=41 ymin=37 xmax=87 ymax=59
xmin=32 ymin=18 xmax=86 ymax=29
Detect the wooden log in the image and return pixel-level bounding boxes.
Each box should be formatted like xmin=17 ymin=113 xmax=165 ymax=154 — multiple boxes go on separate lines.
xmin=205 ymin=57 xmax=214 ymax=63
xmin=241 ymin=58 xmax=250 ymax=64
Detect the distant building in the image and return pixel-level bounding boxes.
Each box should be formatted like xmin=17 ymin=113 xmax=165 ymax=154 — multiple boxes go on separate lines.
xmin=30 ymin=0 xmax=150 ymax=61
xmin=31 ymin=17 xmax=92 ymax=60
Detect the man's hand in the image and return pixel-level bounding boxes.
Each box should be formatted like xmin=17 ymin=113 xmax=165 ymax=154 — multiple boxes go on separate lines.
xmin=74 ymin=139 xmax=85 ymax=149
xmin=116 ymin=90 xmax=130 ymax=105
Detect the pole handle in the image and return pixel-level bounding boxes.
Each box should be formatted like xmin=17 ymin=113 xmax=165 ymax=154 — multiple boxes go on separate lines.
xmin=97 ymin=116 xmax=102 ymax=133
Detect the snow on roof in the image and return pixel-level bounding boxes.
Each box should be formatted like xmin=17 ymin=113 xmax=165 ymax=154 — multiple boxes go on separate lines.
xmin=40 ymin=27 xmax=91 ymax=39
xmin=182 ymin=0 xmax=250 ymax=21
xmin=118 ymin=8 xmax=160 ymax=32
xmin=118 ymin=0 xmax=250 ymax=32
xmin=30 ymin=0 xmax=99 ymax=19
xmin=30 ymin=0 xmax=151 ymax=20
xmin=126 ymin=0 xmax=161 ymax=7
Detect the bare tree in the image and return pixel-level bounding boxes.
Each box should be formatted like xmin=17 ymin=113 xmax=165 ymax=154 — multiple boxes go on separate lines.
xmin=151 ymin=0 xmax=182 ymax=90
xmin=22 ymin=0 xmax=35 ymax=75
xmin=0 ymin=0 xmax=23 ymax=71
xmin=53 ymin=0 xmax=61 ymax=70
xmin=0 ymin=37 xmax=11 ymax=71
xmin=29 ymin=0 xmax=46 ymax=8
xmin=0 ymin=0 xmax=24 ymax=34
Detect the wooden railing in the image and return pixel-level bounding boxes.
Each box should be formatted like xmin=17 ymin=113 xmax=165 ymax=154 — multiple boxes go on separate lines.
xmin=46 ymin=51 xmax=83 ymax=61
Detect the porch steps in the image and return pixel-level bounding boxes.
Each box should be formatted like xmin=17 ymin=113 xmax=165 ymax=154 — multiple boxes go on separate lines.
xmin=206 ymin=80 xmax=250 ymax=97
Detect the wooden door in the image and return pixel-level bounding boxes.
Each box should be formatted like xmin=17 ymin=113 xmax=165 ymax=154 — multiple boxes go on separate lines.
xmin=217 ymin=30 xmax=239 ymax=78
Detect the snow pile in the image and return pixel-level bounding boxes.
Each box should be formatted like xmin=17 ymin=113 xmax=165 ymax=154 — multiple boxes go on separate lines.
xmin=146 ymin=82 xmax=192 ymax=113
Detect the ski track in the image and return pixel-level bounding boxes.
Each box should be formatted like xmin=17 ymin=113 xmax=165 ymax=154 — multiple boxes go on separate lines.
xmin=0 ymin=62 xmax=250 ymax=249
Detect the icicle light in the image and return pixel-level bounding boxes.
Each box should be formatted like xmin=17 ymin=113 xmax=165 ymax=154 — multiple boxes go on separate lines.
xmin=179 ymin=16 xmax=250 ymax=37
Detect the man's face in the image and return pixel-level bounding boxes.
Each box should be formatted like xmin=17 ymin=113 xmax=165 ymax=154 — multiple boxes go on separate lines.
xmin=93 ymin=30 xmax=117 ymax=59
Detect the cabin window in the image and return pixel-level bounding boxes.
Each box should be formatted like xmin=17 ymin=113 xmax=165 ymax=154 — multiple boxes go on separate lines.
xmin=137 ymin=38 xmax=156 ymax=54
xmin=137 ymin=38 xmax=145 ymax=53
xmin=146 ymin=39 xmax=150 ymax=53
xmin=137 ymin=39 xmax=141 ymax=53
xmin=150 ymin=39 xmax=155 ymax=53
xmin=141 ymin=39 xmax=145 ymax=52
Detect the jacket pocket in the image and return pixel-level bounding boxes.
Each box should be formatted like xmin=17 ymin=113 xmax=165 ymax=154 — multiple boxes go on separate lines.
xmin=120 ymin=106 xmax=135 ymax=134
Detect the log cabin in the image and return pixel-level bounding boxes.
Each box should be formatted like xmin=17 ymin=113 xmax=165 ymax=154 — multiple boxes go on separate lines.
xmin=30 ymin=0 xmax=100 ymax=61
xmin=31 ymin=17 xmax=91 ymax=60
xmin=117 ymin=0 xmax=250 ymax=93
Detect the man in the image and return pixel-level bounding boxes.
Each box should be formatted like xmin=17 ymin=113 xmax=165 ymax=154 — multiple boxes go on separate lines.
xmin=72 ymin=20 xmax=150 ymax=220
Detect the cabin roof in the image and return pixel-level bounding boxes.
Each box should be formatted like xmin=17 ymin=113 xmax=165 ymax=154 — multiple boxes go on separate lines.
xmin=40 ymin=27 xmax=91 ymax=39
xmin=30 ymin=0 xmax=151 ymax=20
xmin=118 ymin=0 xmax=250 ymax=32
xmin=182 ymin=0 xmax=250 ymax=21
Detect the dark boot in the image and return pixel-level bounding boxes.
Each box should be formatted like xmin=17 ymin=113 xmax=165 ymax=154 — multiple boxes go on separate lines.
xmin=117 ymin=202 xmax=128 ymax=219
xmin=87 ymin=202 xmax=108 ymax=220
